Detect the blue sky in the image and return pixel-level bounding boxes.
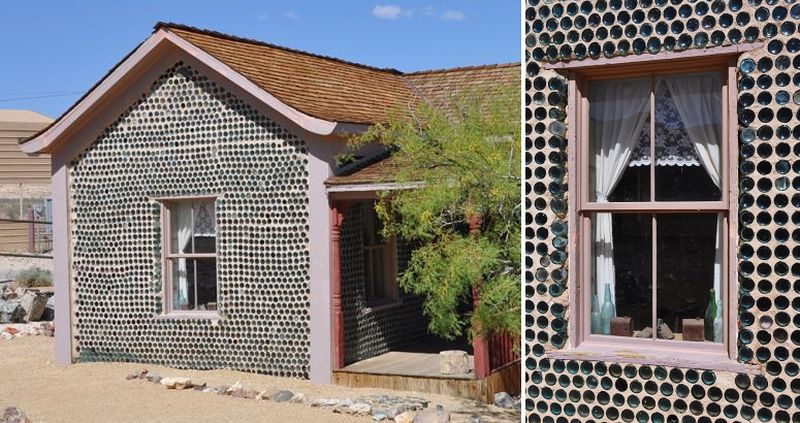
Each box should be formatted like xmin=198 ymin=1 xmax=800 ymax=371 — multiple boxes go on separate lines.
xmin=0 ymin=1 xmax=520 ymax=118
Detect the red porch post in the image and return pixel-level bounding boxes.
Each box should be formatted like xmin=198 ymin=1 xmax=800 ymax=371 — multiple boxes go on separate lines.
xmin=470 ymin=214 xmax=490 ymax=379
xmin=330 ymin=201 xmax=350 ymax=369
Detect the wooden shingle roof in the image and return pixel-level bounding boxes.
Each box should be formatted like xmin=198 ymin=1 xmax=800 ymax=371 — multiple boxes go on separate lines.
xmin=160 ymin=23 xmax=518 ymax=126
xmin=162 ymin=24 xmax=416 ymax=125
xmin=21 ymin=22 xmax=518 ymax=156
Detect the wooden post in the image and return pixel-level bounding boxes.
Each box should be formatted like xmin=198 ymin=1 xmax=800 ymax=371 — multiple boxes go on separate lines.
xmin=27 ymin=207 xmax=35 ymax=253
xmin=469 ymin=214 xmax=490 ymax=379
xmin=331 ymin=201 xmax=349 ymax=369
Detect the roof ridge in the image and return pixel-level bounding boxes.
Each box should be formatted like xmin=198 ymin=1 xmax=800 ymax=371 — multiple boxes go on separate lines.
xmin=154 ymin=22 xmax=405 ymax=76
xmin=405 ymin=62 xmax=520 ymax=76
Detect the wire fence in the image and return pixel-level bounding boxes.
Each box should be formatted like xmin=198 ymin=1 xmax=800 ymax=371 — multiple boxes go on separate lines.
xmin=0 ymin=199 xmax=52 ymax=258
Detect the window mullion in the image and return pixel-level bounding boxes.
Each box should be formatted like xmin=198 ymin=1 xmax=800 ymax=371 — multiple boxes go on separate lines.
xmin=651 ymin=213 xmax=657 ymax=342
xmin=650 ymin=75 xmax=656 ymax=203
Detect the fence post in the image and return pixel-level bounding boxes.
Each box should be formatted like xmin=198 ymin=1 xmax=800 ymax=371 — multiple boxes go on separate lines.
xmin=27 ymin=207 xmax=35 ymax=253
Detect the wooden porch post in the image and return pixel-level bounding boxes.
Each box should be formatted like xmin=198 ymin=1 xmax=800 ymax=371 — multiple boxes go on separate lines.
xmin=331 ymin=201 xmax=349 ymax=369
xmin=470 ymin=214 xmax=490 ymax=379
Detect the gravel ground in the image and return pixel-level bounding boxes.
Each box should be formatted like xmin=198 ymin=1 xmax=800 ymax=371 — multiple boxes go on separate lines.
xmin=0 ymin=336 xmax=517 ymax=422
xmin=0 ymin=255 xmax=52 ymax=280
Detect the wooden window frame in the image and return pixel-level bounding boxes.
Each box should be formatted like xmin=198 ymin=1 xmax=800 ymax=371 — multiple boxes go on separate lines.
xmin=158 ymin=195 xmax=220 ymax=319
xmin=563 ymin=55 xmax=742 ymax=368
xmin=361 ymin=202 xmax=400 ymax=309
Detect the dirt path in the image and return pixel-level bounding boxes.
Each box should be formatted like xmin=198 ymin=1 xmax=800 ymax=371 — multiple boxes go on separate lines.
xmin=0 ymin=337 xmax=516 ymax=422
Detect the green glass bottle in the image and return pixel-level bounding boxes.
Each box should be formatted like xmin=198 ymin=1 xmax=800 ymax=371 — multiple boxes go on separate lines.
xmin=600 ymin=283 xmax=615 ymax=335
xmin=591 ymin=294 xmax=602 ymax=334
xmin=704 ymin=289 xmax=717 ymax=341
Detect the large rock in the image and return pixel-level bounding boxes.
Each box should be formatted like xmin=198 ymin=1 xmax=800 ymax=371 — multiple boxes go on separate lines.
xmin=348 ymin=403 xmax=372 ymax=416
xmin=160 ymin=377 xmax=192 ymax=389
xmin=40 ymin=296 xmax=55 ymax=321
xmin=271 ymin=390 xmax=294 ymax=402
xmin=439 ymin=350 xmax=470 ymax=375
xmin=0 ymin=301 xmax=25 ymax=323
xmin=18 ymin=291 xmax=47 ymax=321
xmin=2 ymin=406 xmax=31 ymax=423
xmin=394 ymin=411 xmax=416 ymax=423
xmin=413 ymin=410 xmax=450 ymax=423
xmin=493 ymin=391 xmax=516 ymax=409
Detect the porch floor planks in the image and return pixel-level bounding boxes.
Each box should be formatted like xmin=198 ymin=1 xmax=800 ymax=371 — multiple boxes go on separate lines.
xmin=339 ymin=351 xmax=475 ymax=380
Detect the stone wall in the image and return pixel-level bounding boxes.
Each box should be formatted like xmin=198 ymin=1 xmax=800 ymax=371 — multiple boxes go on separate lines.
xmin=525 ymin=0 xmax=800 ymax=421
xmin=68 ymin=62 xmax=312 ymax=378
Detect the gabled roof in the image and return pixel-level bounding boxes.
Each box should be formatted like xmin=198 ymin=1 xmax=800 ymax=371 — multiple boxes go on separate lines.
xmin=21 ymin=22 xmax=518 ymax=154
xmin=161 ymin=24 xmax=414 ymax=125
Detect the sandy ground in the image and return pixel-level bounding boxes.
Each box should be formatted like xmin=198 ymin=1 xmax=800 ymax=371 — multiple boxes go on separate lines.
xmin=0 ymin=336 xmax=517 ymax=423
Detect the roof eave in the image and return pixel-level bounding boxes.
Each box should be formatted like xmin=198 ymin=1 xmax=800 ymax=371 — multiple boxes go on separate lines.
xmin=21 ymin=28 xmax=351 ymax=155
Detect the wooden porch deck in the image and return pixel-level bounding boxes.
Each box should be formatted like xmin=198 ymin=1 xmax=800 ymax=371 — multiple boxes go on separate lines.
xmin=339 ymin=351 xmax=475 ymax=379
xmin=332 ymin=351 xmax=519 ymax=403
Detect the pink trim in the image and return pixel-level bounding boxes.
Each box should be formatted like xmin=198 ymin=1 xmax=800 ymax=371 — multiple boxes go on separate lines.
xmin=51 ymin=159 xmax=72 ymax=365
xmin=547 ymin=345 xmax=760 ymax=374
xmin=566 ymin=75 xmax=579 ymax=349
xmin=544 ymin=43 xmax=762 ymax=70
xmin=726 ymin=60 xmax=739 ymax=359
xmin=21 ymin=28 xmax=341 ymax=155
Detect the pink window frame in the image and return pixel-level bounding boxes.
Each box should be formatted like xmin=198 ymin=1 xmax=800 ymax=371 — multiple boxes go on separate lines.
xmin=564 ymin=56 xmax=740 ymax=363
xmin=157 ymin=195 xmax=220 ymax=319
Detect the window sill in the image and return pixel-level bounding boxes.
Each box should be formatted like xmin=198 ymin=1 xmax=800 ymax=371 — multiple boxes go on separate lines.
xmin=155 ymin=312 xmax=221 ymax=323
xmin=547 ymin=341 xmax=761 ymax=375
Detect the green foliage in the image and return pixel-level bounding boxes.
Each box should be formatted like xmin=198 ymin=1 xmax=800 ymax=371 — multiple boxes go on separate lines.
xmin=350 ymin=84 xmax=521 ymax=340
xmin=14 ymin=267 xmax=53 ymax=288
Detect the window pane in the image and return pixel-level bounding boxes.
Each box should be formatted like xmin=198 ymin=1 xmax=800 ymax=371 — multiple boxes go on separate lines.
xmin=169 ymin=202 xmax=193 ymax=254
xmin=591 ymin=213 xmax=652 ymax=337
xmin=193 ymin=200 xmax=217 ymax=253
xmin=589 ymin=77 xmax=651 ymax=202
xmin=170 ymin=258 xmax=217 ymax=311
xmin=656 ymin=213 xmax=722 ymax=343
xmin=655 ymin=73 xmax=722 ymax=201
xmin=194 ymin=258 xmax=218 ymax=310
xmin=171 ymin=258 xmax=194 ymax=310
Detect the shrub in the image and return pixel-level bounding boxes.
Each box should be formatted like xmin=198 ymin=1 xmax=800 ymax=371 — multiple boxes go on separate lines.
xmin=15 ymin=267 xmax=53 ymax=288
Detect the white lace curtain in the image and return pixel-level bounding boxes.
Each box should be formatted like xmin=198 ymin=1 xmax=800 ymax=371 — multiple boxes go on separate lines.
xmin=662 ymin=73 xmax=723 ymax=323
xmin=590 ymin=78 xmax=651 ymax=311
xmin=592 ymin=73 xmax=722 ymax=324
xmin=173 ymin=203 xmax=193 ymax=309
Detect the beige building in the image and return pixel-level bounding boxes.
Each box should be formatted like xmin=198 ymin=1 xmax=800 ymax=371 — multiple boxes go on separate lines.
xmin=0 ymin=109 xmax=53 ymax=251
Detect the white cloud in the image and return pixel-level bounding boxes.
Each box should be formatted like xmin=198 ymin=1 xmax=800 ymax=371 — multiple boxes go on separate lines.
xmin=423 ymin=5 xmax=435 ymax=16
xmin=256 ymin=13 xmax=269 ymax=21
xmin=282 ymin=11 xmax=297 ymax=20
xmin=441 ymin=10 xmax=465 ymax=21
xmin=372 ymin=4 xmax=413 ymax=19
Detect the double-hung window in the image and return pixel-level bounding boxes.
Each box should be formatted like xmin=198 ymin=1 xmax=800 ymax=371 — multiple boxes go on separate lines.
xmin=362 ymin=203 xmax=398 ymax=307
xmin=572 ymin=59 xmax=736 ymax=357
xmin=161 ymin=197 xmax=218 ymax=315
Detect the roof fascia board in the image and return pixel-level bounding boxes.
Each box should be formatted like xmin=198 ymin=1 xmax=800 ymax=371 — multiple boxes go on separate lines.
xmin=325 ymin=182 xmax=422 ymax=192
xmin=21 ymin=28 xmax=344 ymax=155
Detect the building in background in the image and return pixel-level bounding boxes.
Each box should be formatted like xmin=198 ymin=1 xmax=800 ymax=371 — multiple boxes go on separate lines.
xmin=0 ymin=109 xmax=52 ymax=254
